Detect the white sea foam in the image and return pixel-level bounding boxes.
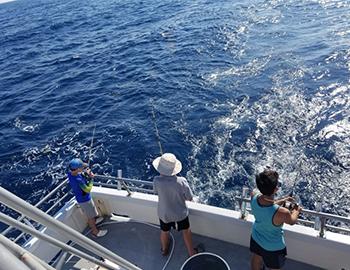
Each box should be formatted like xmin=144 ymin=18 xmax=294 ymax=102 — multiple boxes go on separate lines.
xmin=186 ymin=63 xmax=350 ymax=211
xmin=0 ymin=0 xmax=15 ymax=4
xmin=14 ymin=117 xmax=39 ymax=133
xmin=205 ymin=56 xmax=271 ymax=84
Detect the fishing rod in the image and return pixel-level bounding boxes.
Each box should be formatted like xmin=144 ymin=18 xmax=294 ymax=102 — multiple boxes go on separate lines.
xmin=88 ymin=123 xmax=96 ymax=167
xmin=288 ymin=179 xmax=298 ymax=197
xmin=249 ymin=166 xmax=299 ymax=202
xmin=149 ymin=100 xmax=203 ymax=204
xmin=150 ymin=99 xmax=164 ymax=156
xmin=80 ymin=124 xmax=97 ymax=182
xmin=87 ymin=124 xmax=132 ymax=196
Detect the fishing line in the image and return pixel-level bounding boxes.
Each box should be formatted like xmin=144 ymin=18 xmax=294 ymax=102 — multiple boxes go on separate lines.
xmin=88 ymin=123 xmax=96 ymax=167
xmin=87 ymin=124 xmax=132 ymax=196
xmin=286 ymin=177 xmax=303 ymax=209
xmin=288 ymin=179 xmax=298 ymax=197
xmin=150 ymin=99 xmax=164 ymax=156
xmin=149 ymin=99 xmax=191 ymax=183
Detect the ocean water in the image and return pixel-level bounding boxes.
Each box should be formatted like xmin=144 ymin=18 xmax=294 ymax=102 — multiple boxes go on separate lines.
xmin=0 ymin=0 xmax=350 ymax=225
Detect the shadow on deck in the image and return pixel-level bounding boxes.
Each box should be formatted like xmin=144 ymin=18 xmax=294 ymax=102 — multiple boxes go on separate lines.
xmin=63 ymin=216 xmax=323 ymax=270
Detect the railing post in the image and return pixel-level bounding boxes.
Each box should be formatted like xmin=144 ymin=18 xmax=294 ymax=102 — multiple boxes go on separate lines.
xmin=314 ymin=201 xmax=326 ymax=237
xmin=55 ymin=251 xmax=68 ymax=270
xmin=319 ymin=217 xmax=326 ymax=238
xmin=240 ymin=186 xmax=249 ymax=219
xmin=117 ymin=170 xmax=122 ymax=190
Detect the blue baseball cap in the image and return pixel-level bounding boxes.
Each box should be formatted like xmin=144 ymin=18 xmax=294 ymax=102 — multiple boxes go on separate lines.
xmin=69 ymin=158 xmax=84 ymax=170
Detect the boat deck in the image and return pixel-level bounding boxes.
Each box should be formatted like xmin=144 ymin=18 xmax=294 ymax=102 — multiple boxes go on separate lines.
xmin=63 ymin=216 xmax=323 ymax=270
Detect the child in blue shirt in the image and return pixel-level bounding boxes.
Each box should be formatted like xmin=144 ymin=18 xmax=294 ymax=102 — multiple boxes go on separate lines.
xmin=67 ymin=158 xmax=107 ymax=237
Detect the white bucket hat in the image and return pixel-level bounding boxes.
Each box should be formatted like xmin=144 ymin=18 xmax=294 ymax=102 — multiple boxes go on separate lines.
xmin=152 ymin=153 xmax=182 ymax=176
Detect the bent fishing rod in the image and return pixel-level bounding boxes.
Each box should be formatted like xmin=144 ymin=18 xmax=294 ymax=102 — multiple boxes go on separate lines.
xmin=87 ymin=124 xmax=132 ymax=196
xmin=88 ymin=123 xmax=96 ymax=167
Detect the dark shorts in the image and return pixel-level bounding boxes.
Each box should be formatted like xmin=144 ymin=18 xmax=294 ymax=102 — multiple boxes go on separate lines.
xmin=160 ymin=216 xmax=190 ymax=232
xmin=250 ymin=236 xmax=287 ymax=269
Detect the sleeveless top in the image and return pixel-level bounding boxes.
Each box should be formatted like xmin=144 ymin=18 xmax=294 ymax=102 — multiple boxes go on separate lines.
xmin=251 ymin=194 xmax=285 ymax=251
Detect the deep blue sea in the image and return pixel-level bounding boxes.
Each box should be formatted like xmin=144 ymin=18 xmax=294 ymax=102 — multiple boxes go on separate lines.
xmin=1 ymin=0 xmax=350 ymax=225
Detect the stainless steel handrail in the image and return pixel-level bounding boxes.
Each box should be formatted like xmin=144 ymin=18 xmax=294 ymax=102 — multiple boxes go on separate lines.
xmin=236 ymin=196 xmax=350 ymax=223
xmin=94 ymin=174 xmax=153 ymax=187
xmin=97 ymin=173 xmax=350 ymax=237
xmin=94 ymin=182 xmax=154 ymax=194
xmin=14 ymin=193 xmax=72 ymax=243
xmin=2 ymin=172 xmax=148 ymax=241
xmin=0 ymin=234 xmax=55 ymax=270
xmin=0 ymin=186 xmax=141 ymax=270
xmin=45 ymin=193 xmax=71 ymax=215
xmin=2 ymin=170 xmax=349 ymax=245
xmin=96 ymin=173 xmax=350 ymax=237
xmin=236 ymin=196 xmax=350 ymax=237
xmin=0 ymin=213 xmax=119 ymax=270
xmin=1 ymin=179 xmax=69 ymax=237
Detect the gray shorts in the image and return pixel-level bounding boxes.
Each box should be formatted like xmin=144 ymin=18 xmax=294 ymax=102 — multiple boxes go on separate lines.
xmin=79 ymin=199 xmax=98 ymax=219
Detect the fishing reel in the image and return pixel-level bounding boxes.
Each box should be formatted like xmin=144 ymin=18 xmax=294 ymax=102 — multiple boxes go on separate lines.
xmin=82 ymin=169 xmax=93 ymax=183
xmin=283 ymin=201 xmax=299 ymax=211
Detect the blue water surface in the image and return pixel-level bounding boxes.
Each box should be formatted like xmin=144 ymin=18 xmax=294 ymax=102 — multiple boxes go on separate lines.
xmin=0 ymin=0 xmax=350 ymax=224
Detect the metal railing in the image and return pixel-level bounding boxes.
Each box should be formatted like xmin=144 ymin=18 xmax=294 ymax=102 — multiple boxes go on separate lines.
xmin=1 ymin=179 xmax=70 ymax=239
xmin=95 ymin=172 xmax=350 ymax=237
xmin=2 ymin=170 xmax=350 ymax=260
xmin=0 ymin=186 xmax=141 ymax=270
xmin=0 ymin=170 xmax=152 ymax=269
xmin=1 ymin=170 xmax=152 ymax=241
xmin=0 ymin=233 xmax=55 ymax=270
xmin=236 ymin=192 xmax=350 ymax=237
xmin=94 ymin=170 xmax=153 ymax=194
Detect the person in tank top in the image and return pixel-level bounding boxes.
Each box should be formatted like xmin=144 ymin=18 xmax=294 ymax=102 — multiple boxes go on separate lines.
xmin=250 ymin=168 xmax=302 ymax=270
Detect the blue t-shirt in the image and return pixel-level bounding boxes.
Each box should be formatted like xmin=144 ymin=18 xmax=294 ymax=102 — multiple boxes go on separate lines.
xmin=67 ymin=172 xmax=91 ymax=203
xmin=251 ymin=194 xmax=285 ymax=251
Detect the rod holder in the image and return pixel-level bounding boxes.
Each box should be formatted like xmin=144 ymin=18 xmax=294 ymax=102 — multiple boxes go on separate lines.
xmin=240 ymin=186 xmax=249 ymax=219
xmin=319 ymin=217 xmax=326 ymax=238
xmin=117 ymin=170 xmax=122 ymax=190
